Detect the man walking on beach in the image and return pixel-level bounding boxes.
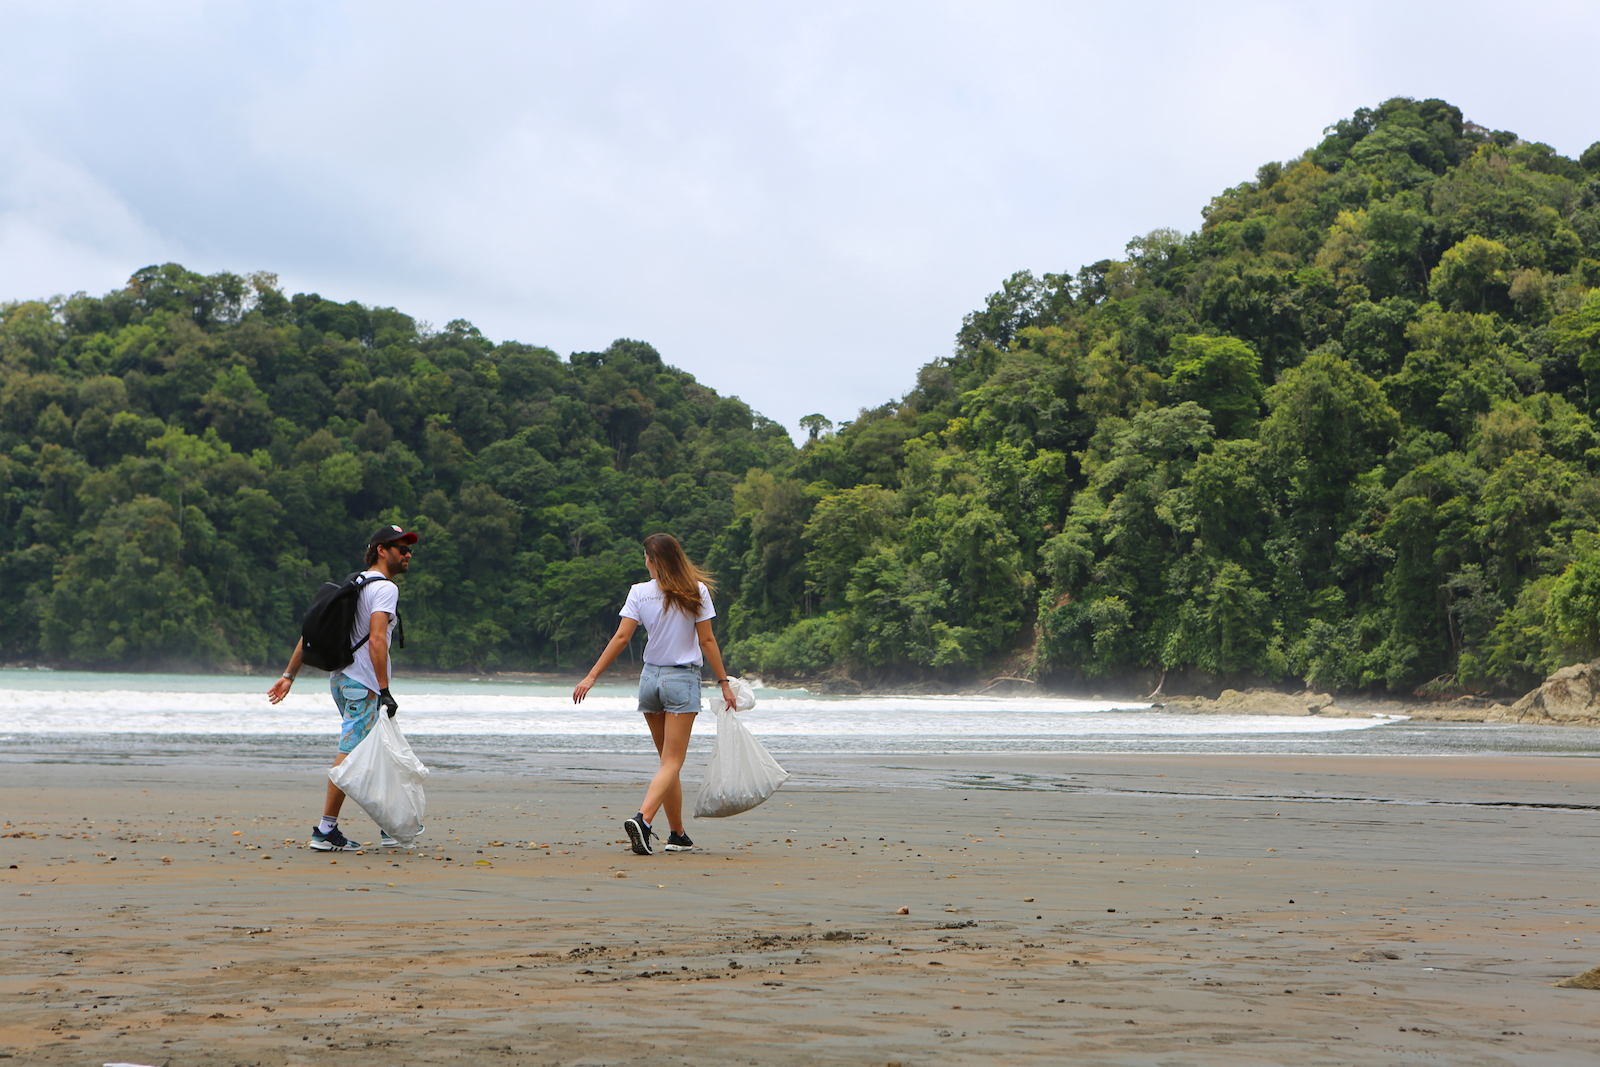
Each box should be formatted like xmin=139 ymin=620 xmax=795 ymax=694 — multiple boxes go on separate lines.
xmin=266 ymin=524 xmax=417 ymax=851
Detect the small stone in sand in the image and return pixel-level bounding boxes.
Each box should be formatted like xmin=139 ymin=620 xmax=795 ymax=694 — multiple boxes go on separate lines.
xmin=1554 ymin=966 xmax=1600 ymax=989
xmin=1024 ymin=897 xmax=1034 ymax=902
xmin=1349 ymin=948 xmax=1402 ymax=962
xmin=896 ymin=906 xmax=909 ymax=914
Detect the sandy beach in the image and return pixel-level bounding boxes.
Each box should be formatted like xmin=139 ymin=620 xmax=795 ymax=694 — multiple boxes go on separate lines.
xmin=4 ymin=752 xmax=1600 ymax=1066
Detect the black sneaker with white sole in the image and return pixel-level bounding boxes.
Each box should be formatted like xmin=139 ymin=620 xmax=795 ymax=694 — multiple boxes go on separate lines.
xmin=624 ymin=814 xmax=654 ymax=855
xmin=308 ymin=826 xmax=363 ymax=852
xmin=664 ymin=831 xmax=695 ymax=852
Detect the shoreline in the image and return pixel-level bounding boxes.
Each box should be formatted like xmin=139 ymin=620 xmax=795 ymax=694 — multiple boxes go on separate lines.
xmin=5 ymin=753 xmax=1600 ymax=1065
xmin=4 ymin=663 xmax=1579 ymax=729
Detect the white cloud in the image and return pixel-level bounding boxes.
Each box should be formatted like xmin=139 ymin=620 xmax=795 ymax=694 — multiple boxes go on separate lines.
xmin=0 ymin=124 xmax=176 ymax=301
xmin=1 ymin=0 xmax=1597 ymax=431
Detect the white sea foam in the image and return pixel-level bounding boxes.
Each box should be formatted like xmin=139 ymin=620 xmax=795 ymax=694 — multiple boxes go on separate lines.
xmin=0 ymin=677 xmax=1397 ymax=742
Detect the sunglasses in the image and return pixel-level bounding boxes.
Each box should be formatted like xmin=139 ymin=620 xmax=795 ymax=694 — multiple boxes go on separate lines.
xmin=383 ymin=543 xmax=414 ymax=555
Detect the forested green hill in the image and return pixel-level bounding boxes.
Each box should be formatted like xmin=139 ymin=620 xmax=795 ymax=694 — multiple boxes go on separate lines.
xmin=0 ymin=275 xmax=793 ymax=669
xmin=4 ymin=97 xmax=1600 ymax=693
xmin=717 ymin=97 xmax=1600 ymax=695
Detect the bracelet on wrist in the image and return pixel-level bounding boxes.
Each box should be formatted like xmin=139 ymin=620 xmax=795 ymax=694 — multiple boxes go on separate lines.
xmin=281 ymin=673 xmax=295 ymax=681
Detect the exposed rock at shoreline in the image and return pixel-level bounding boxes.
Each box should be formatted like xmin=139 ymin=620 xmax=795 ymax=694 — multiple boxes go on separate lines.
xmin=1151 ymin=664 xmax=1600 ymax=726
xmin=1156 ymin=687 xmax=1540 ymax=723
xmin=1157 ymin=689 xmax=1372 ymax=718
xmin=802 ymin=675 xmax=864 ymax=696
xmin=1399 ymin=696 xmax=1505 ymax=723
xmin=732 ymin=667 xmax=1600 ymax=728
xmin=1493 ymin=661 xmax=1600 ymax=727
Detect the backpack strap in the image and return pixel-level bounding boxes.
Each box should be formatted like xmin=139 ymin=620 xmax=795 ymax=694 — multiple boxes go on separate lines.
xmin=350 ymin=573 xmax=403 ymax=653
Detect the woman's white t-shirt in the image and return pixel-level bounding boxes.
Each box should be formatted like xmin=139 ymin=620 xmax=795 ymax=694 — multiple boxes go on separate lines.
xmin=621 ymin=580 xmax=715 ymax=666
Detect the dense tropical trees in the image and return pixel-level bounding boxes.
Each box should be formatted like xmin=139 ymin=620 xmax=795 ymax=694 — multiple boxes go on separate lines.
xmin=5 ymin=97 xmax=1600 ymax=694
xmin=0 ymin=270 xmax=792 ymax=669
xmin=717 ymin=98 xmax=1600 ymax=694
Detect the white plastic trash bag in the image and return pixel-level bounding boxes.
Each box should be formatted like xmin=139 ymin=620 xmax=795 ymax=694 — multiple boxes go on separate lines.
xmin=727 ymin=676 xmax=757 ymax=712
xmin=694 ymin=707 xmax=789 ymax=818
xmin=328 ymin=712 xmax=429 ymax=845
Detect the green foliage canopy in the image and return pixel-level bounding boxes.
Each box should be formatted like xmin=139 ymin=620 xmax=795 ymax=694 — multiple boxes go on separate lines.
xmin=0 ymin=267 xmax=793 ymax=670
xmin=7 ymin=97 xmax=1600 ymax=697
xmin=717 ymin=97 xmax=1600 ymax=694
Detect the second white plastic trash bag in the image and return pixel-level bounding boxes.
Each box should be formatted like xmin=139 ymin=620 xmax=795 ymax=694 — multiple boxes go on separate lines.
xmin=328 ymin=712 xmax=429 ymax=845
xmin=693 ymin=707 xmax=789 ymax=818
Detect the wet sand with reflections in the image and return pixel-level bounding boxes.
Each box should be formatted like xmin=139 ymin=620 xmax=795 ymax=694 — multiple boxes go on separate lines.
xmin=3 ymin=752 xmax=1599 ymax=1065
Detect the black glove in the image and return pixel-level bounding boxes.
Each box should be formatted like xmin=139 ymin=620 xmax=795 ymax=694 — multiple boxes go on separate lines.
xmin=378 ymin=688 xmax=398 ymax=717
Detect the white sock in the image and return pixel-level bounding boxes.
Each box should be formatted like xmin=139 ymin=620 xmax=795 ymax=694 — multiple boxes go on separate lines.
xmin=318 ymin=815 xmax=338 ymax=834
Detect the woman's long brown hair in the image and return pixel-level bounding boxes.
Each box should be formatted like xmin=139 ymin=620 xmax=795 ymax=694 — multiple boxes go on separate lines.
xmin=643 ymin=532 xmax=714 ymax=617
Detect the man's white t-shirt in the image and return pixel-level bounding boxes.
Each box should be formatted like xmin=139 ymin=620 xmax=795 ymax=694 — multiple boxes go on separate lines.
xmin=621 ymin=580 xmax=715 ymax=666
xmin=342 ymin=571 xmax=399 ymax=693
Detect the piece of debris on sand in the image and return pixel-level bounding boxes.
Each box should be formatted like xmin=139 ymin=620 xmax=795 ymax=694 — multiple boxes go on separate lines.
xmin=1554 ymin=966 xmax=1600 ymax=989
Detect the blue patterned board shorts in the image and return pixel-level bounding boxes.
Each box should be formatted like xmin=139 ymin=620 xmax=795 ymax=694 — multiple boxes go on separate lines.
xmin=637 ymin=663 xmax=702 ymax=715
xmin=331 ymin=671 xmax=379 ymax=753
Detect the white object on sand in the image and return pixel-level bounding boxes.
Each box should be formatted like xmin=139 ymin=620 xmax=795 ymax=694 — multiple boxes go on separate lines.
xmin=694 ymin=707 xmax=788 ymax=818
xmin=329 ymin=712 xmax=429 ymax=845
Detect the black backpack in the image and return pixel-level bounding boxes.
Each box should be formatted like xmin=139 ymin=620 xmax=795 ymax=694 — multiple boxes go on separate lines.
xmin=299 ymin=571 xmax=406 ymax=672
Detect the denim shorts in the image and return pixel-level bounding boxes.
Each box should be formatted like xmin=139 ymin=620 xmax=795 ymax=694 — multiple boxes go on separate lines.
xmin=331 ymin=671 xmax=379 ymax=753
xmin=637 ymin=663 xmax=702 ymax=715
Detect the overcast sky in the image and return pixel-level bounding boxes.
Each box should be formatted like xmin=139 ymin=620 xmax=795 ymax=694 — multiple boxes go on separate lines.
xmin=2 ymin=1 xmax=1597 ymax=438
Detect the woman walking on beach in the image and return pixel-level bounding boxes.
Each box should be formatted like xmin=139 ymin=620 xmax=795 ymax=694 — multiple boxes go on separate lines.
xmin=573 ymin=533 xmax=736 ymax=855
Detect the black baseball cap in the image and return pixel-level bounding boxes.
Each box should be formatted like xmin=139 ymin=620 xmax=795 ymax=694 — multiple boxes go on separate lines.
xmin=368 ymin=524 xmax=418 ymax=547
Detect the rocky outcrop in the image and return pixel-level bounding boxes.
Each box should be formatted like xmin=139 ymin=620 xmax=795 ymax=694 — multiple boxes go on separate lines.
xmin=1158 ymin=689 xmax=1368 ymax=717
xmin=1402 ymin=697 xmax=1504 ymax=722
xmin=1494 ymin=661 xmax=1600 ymax=726
xmin=802 ymin=674 xmax=864 ymax=696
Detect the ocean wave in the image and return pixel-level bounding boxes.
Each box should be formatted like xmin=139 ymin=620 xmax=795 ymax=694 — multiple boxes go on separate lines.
xmin=0 ymin=686 xmax=1395 ymax=739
